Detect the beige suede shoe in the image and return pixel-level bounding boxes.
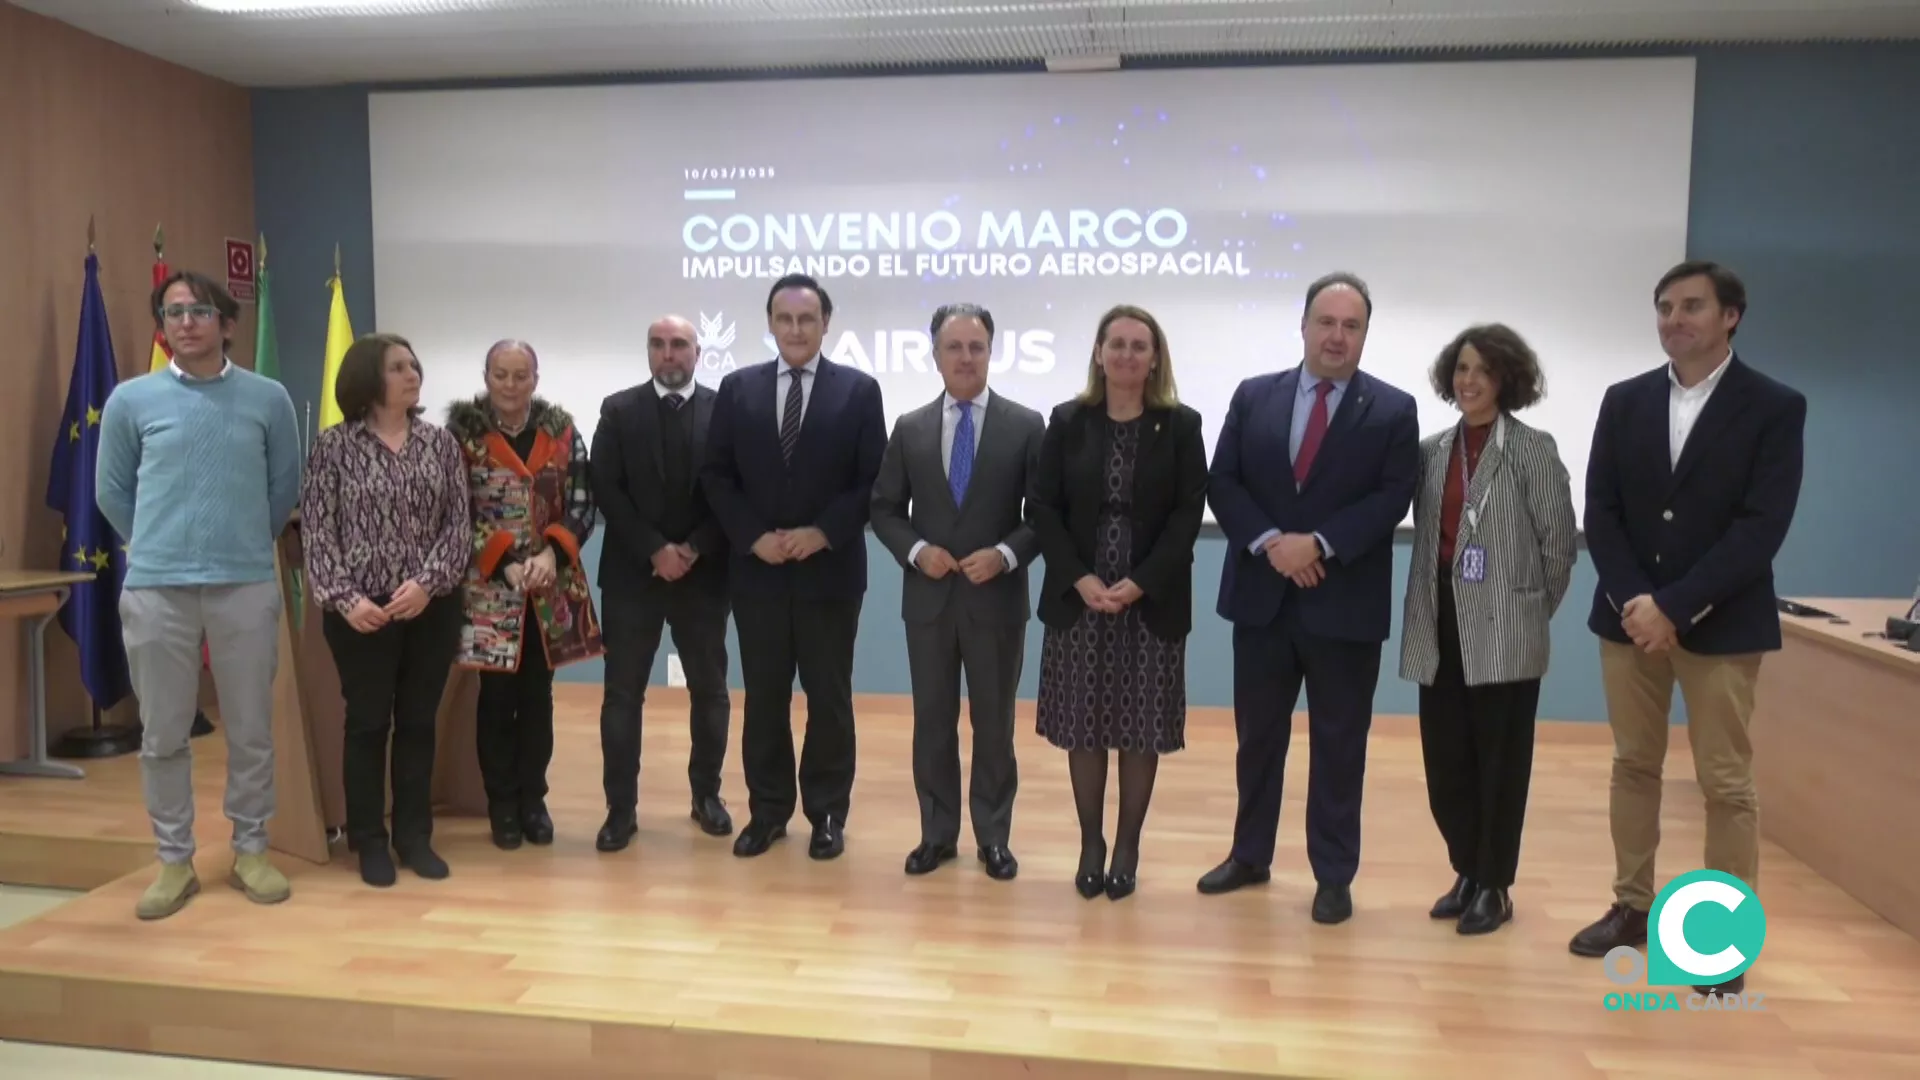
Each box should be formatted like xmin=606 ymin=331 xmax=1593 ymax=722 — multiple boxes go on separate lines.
xmin=135 ymin=862 xmax=200 ymax=921
xmin=228 ymin=852 xmax=291 ymax=904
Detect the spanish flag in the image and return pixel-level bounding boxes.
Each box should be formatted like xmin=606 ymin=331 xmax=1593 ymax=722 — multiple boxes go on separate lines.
xmin=317 ymin=246 xmax=352 ymax=430
xmin=148 ymin=226 xmax=171 ymax=373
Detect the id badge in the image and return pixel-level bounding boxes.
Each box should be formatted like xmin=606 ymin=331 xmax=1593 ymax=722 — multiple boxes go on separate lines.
xmin=1460 ymin=545 xmax=1487 ymax=583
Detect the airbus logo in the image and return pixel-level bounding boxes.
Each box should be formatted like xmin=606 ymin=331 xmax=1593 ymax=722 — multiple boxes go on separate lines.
xmin=756 ymin=328 xmax=1058 ymax=374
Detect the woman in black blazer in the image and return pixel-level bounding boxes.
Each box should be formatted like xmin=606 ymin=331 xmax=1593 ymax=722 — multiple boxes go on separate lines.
xmin=1029 ymin=304 xmax=1208 ymax=901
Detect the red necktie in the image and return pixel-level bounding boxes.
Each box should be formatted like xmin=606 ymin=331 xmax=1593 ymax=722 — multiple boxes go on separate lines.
xmin=1293 ymin=381 xmax=1335 ymax=485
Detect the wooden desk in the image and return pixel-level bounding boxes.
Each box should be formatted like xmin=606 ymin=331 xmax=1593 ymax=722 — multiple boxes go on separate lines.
xmin=1754 ymin=596 xmax=1920 ymax=938
xmin=0 ymin=571 xmax=96 ymax=781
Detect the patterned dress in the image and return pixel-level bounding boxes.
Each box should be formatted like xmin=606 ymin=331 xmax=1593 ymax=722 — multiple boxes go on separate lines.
xmin=1035 ymin=417 xmax=1188 ymax=754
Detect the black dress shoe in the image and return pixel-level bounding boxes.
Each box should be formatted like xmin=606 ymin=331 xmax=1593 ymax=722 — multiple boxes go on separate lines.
xmin=1197 ymin=858 xmax=1271 ymax=895
xmin=1075 ymin=839 xmax=1107 ymax=899
xmin=732 ymin=820 xmax=786 ymax=857
xmin=521 ymin=804 xmax=555 ymax=846
xmin=489 ymin=808 xmax=523 ymax=851
xmin=359 ymin=846 xmax=397 ymax=888
xmin=1431 ymin=874 xmax=1476 ymax=919
xmin=1312 ymin=882 xmax=1353 ymax=924
xmin=1694 ymin=972 xmax=1746 ymax=997
xmin=396 ymin=843 xmax=449 ymax=880
xmin=1456 ymin=886 xmax=1512 ymax=935
xmin=905 ymin=842 xmax=957 ymax=875
xmin=808 ymin=817 xmax=845 ymax=860
xmin=597 ymin=810 xmax=638 ymax=853
xmin=1568 ymin=903 xmax=1649 ymax=957
xmin=691 ymin=795 xmax=733 ymax=837
xmin=977 ymin=845 xmax=1018 ymax=881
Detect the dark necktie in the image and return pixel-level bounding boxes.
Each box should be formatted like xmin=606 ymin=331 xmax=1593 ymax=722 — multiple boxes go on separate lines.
xmin=1293 ymin=380 xmax=1335 ymax=485
xmin=664 ymin=393 xmax=684 ymax=411
xmin=780 ymin=368 xmax=806 ymax=465
xmin=949 ymin=401 xmax=974 ymax=506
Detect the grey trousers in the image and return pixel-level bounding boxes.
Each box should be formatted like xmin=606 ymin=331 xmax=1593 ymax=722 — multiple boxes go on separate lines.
xmin=120 ymin=582 xmax=281 ymax=864
xmin=904 ymin=606 xmax=1025 ymax=849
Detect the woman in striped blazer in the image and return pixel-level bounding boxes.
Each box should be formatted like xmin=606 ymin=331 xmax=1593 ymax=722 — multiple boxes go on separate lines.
xmin=1399 ymin=324 xmax=1577 ymax=935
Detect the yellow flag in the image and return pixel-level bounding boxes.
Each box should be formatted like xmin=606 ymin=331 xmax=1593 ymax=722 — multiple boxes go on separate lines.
xmin=318 ymin=270 xmax=353 ymax=429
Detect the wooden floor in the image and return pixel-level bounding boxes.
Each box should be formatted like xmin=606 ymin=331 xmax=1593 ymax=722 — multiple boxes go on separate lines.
xmin=2 ymin=687 xmax=1920 ymax=1079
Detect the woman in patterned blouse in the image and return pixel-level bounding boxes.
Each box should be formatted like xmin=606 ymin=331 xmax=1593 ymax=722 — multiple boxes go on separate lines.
xmin=301 ymin=333 xmax=473 ymax=888
xmin=446 ymin=340 xmax=602 ymax=851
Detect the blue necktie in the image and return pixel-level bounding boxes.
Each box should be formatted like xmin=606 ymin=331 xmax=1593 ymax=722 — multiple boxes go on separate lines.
xmin=949 ymin=401 xmax=974 ymax=506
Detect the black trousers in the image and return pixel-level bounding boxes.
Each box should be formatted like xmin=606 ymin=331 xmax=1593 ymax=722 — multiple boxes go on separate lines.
xmin=733 ymin=589 xmax=861 ymax=830
xmin=477 ymin=610 xmax=557 ymax=817
xmin=320 ymin=592 xmax=463 ymax=850
xmin=1418 ymin=576 xmax=1541 ymax=889
xmin=598 ymin=581 xmax=731 ymax=810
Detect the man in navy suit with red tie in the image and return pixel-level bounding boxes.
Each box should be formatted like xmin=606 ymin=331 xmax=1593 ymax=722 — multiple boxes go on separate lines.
xmin=1198 ymin=272 xmax=1420 ymax=923
xmin=702 ymin=274 xmax=887 ymax=863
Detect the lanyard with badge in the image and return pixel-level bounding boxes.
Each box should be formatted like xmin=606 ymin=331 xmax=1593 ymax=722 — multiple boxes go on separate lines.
xmin=1457 ymin=422 xmax=1494 ymax=584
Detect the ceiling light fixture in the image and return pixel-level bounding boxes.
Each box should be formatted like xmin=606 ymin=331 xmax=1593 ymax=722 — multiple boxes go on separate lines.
xmin=183 ymin=0 xmax=511 ymax=15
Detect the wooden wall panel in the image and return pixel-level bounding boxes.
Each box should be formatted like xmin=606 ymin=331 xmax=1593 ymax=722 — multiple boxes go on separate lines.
xmin=0 ymin=2 xmax=256 ymax=761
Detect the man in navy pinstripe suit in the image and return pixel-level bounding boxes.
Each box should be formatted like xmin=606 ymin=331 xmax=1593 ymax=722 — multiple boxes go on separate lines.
xmin=1198 ymin=272 xmax=1421 ymax=924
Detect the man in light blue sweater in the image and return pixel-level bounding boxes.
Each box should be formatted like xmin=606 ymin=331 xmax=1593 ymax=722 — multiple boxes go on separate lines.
xmin=96 ymin=270 xmax=304 ymax=920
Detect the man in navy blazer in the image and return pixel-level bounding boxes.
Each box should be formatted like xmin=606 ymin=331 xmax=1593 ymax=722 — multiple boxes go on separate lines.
xmin=1568 ymin=261 xmax=1805 ymax=999
xmin=701 ymin=273 xmax=887 ymax=862
xmin=1198 ymin=272 xmax=1420 ymax=923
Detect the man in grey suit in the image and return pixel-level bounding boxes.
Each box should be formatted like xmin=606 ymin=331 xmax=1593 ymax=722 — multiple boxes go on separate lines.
xmin=871 ymin=302 xmax=1045 ymax=881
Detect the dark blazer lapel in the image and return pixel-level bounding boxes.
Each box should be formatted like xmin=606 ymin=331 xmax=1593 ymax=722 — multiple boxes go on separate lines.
xmin=919 ymin=394 xmax=960 ymax=516
xmin=691 ymin=384 xmax=714 ymax=471
xmin=1669 ymin=357 xmax=1749 ymax=494
xmin=1303 ymin=370 xmax=1374 ymax=490
xmin=638 ymin=383 xmax=665 ymax=481
xmin=1131 ymin=405 xmax=1166 ymax=503
xmin=962 ymin=392 xmax=1020 ymax=517
xmin=1274 ymin=367 xmax=1301 ymax=458
xmin=793 ymin=358 xmax=842 ymax=465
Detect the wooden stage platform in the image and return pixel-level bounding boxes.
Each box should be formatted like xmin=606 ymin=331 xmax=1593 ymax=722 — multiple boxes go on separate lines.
xmin=3 ymin=687 xmax=1920 ymax=1078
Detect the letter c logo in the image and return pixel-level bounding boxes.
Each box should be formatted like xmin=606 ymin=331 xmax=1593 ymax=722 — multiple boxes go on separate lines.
xmin=1647 ymin=870 xmax=1766 ymax=986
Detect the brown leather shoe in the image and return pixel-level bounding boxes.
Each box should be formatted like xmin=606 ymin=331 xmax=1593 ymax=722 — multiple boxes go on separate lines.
xmin=1569 ymin=903 xmax=1648 ymax=957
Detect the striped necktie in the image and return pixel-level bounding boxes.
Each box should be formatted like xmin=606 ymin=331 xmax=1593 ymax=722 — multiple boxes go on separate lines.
xmin=780 ymin=367 xmax=806 ymax=465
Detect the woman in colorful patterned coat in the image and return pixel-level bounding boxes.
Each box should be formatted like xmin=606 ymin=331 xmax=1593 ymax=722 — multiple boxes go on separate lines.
xmin=447 ymin=339 xmax=603 ymax=850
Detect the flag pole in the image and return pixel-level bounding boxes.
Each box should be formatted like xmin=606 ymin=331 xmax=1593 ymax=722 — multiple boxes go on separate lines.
xmin=49 ymin=218 xmax=144 ymax=760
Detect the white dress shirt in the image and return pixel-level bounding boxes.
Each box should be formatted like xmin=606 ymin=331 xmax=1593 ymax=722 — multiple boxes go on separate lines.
xmin=776 ymin=354 xmax=819 ymax=431
xmin=170 ymin=356 xmax=235 ymax=382
xmin=654 ymin=379 xmax=691 ymax=407
xmin=908 ymin=387 xmax=1018 ymax=574
xmin=1668 ymin=349 xmax=1732 ymax=469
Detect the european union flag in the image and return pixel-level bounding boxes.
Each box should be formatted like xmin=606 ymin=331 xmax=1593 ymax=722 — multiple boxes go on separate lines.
xmin=46 ymin=252 xmax=132 ymax=710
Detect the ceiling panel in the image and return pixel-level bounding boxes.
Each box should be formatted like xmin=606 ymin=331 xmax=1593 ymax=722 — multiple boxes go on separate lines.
xmin=12 ymin=0 xmax=1920 ymax=86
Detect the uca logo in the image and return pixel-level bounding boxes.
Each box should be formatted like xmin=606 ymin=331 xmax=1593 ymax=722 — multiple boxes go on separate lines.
xmin=698 ymin=311 xmax=738 ymax=375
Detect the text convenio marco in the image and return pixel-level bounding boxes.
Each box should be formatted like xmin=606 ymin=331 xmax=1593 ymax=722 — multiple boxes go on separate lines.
xmin=682 ymin=207 xmax=1252 ymax=280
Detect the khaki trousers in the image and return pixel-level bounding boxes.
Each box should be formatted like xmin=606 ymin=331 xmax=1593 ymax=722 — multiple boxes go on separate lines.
xmin=1599 ymin=638 xmax=1763 ymax=911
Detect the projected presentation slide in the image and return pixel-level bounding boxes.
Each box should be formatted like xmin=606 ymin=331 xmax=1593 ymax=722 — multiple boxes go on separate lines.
xmin=370 ymin=57 xmax=1695 ymax=519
